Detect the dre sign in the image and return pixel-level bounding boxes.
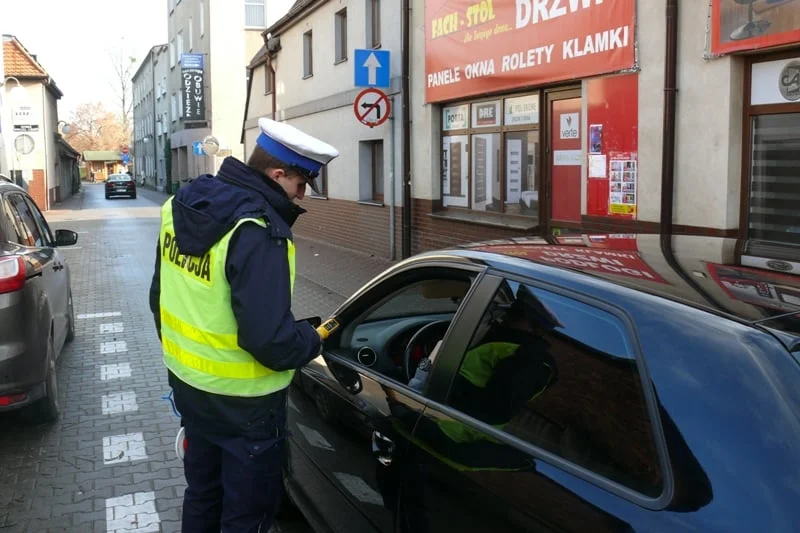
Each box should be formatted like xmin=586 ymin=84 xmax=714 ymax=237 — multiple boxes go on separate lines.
xmin=181 ymin=53 xmax=206 ymax=121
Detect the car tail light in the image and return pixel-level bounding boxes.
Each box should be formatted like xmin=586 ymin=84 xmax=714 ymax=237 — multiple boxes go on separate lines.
xmin=0 ymin=256 xmax=26 ymax=294
xmin=0 ymin=393 xmax=27 ymax=406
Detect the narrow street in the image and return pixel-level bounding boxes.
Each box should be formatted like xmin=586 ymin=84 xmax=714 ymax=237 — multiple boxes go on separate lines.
xmin=0 ymin=183 xmax=392 ymax=533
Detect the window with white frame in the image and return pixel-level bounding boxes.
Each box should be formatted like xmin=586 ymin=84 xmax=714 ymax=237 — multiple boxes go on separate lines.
xmin=200 ymin=0 xmax=205 ymax=35
xmin=171 ymin=94 xmax=177 ymax=121
xmin=177 ymin=30 xmax=184 ymax=60
xmin=359 ymin=140 xmax=384 ymax=202
xmin=366 ymin=0 xmax=381 ymax=49
xmin=170 ymin=39 xmax=176 ymax=68
xmin=303 ymin=31 xmax=313 ymax=78
xmin=335 ymin=9 xmax=347 ymax=63
xmin=245 ymin=0 xmax=265 ymax=28
xmin=264 ymin=64 xmax=272 ymax=94
xmin=189 ymin=17 xmax=193 ymax=50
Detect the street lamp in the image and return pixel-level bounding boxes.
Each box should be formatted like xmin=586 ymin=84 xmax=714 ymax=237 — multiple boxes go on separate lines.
xmin=57 ymin=120 xmax=71 ymax=135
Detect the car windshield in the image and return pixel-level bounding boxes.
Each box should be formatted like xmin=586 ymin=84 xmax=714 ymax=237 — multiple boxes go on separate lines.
xmin=108 ymin=175 xmax=131 ymax=182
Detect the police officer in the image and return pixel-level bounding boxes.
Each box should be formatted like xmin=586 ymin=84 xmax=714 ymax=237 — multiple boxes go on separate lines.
xmin=148 ymin=118 xmax=339 ymax=532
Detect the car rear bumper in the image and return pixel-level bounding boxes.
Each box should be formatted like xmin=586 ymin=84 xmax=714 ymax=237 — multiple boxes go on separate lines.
xmin=0 ymin=293 xmax=46 ymax=411
xmin=0 ymin=343 xmax=47 ymax=411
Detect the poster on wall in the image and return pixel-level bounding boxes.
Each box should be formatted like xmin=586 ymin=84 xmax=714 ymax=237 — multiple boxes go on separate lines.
xmin=707 ymin=263 xmax=800 ymax=315
xmin=443 ymin=136 xmax=469 ymax=207
xmin=506 ymin=138 xmax=523 ymax=204
xmin=425 ymin=0 xmax=636 ymax=103
xmin=712 ymin=0 xmax=800 ymax=55
xmin=608 ymin=151 xmax=637 ymax=217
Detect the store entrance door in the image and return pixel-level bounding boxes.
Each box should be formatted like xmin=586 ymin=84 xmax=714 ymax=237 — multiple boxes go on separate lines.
xmin=546 ymin=89 xmax=583 ymax=230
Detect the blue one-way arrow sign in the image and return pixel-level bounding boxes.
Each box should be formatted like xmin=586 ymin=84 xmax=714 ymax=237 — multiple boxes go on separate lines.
xmin=354 ymin=49 xmax=390 ymax=88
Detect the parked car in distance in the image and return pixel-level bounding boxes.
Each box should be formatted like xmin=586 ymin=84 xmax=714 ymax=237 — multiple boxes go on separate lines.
xmin=105 ymin=173 xmax=136 ymax=199
xmin=0 ymin=174 xmax=79 ymax=422
xmin=284 ymin=232 xmax=800 ymax=533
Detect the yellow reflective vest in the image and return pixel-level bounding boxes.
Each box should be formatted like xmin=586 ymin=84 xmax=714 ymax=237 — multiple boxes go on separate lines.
xmin=158 ymin=198 xmax=297 ymax=397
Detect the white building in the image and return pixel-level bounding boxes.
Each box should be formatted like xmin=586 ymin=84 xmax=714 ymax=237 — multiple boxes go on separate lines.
xmin=1 ymin=35 xmax=73 ymax=209
xmin=132 ymin=45 xmax=166 ymax=190
xmin=243 ymin=0 xmax=404 ymax=258
xmin=165 ymin=0 xmax=292 ymax=189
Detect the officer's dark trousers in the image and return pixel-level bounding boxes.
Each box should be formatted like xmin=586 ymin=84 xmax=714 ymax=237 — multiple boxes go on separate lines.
xmin=181 ymin=421 xmax=284 ymax=533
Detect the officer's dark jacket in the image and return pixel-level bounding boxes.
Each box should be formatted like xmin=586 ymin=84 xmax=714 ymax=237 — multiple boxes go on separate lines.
xmin=148 ymin=156 xmax=321 ymax=437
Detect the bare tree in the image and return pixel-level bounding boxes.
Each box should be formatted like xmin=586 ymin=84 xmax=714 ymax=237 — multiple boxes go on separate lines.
xmin=65 ymin=102 xmax=128 ymax=153
xmin=108 ymin=38 xmax=137 ymax=142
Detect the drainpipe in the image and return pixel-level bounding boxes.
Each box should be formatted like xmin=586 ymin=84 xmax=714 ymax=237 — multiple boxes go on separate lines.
xmin=265 ymin=46 xmax=276 ymax=119
xmin=660 ymin=0 xmax=678 ymax=248
xmin=656 ymin=0 xmax=726 ymax=310
xmin=401 ymin=0 xmax=412 ymax=258
xmin=389 ymin=95 xmax=396 ymax=260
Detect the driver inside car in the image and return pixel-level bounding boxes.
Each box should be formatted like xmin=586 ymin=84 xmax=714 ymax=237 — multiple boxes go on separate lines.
xmin=408 ymin=283 xmax=560 ymax=437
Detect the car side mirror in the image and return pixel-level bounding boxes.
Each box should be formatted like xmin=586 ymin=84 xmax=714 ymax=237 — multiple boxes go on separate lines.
xmin=55 ymin=229 xmax=78 ymax=247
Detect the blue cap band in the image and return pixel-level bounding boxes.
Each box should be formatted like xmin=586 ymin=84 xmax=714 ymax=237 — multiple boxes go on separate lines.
xmin=256 ymin=133 xmax=321 ymax=178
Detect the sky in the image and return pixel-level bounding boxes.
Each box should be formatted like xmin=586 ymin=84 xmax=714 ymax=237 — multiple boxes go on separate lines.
xmin=1 ymin=0 xmax=168 ymax=119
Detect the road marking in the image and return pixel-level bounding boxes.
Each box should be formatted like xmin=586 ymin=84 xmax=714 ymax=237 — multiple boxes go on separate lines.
xmin=102 ymin=392 xmax=139 ymax=415
xmin=100 ymin=323 xmax=125 ymax=334
xmin=334 ymin=473 xmax=384 ymax=506
xmin=296 ymin=423 xmax=335 ymax=451
xmin=101 ymin=363 xmax=132 ymax=381
xmin=78 ymin=312 xmax=122 ymax=319
xmin=288 ymin=396 xmax=301 ymax=413
xmin=60 ymin=246 xmax=83 ymax=250
xmin=105 ymin=491 xmax=160 ymax=532
xmin=101 ymin=341 xmax=128 ymax=354
xmin=103 ymin=432 xmax=148 ymax=464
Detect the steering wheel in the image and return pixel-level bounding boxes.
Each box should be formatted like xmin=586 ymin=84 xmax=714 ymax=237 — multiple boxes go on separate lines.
xmin=404 ymin=320 xmax=451 ymax=382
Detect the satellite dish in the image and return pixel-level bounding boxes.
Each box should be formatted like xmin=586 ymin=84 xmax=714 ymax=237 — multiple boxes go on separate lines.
xmin=201 ymin=135 xmax=220 ymax=156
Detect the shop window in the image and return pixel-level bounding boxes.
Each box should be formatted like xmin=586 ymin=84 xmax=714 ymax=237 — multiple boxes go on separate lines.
xmin=441 ymin=94 xmax=540 ymax=217
xmin=748 ymin=113 xmax=800 ymax=245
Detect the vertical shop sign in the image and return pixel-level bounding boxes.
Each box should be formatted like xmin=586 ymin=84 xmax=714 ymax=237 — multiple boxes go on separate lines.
xmin=425 ymin=0 xmax=636 ymax=103
xmin=608 ymin=151 xmax=637 ymax=216
xmin=181 ymin=53 xmax=206 ymax=121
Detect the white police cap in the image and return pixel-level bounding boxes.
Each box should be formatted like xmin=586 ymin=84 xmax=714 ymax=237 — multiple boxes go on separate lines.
xmin=256 ymin=117 xmax=339 ymax=193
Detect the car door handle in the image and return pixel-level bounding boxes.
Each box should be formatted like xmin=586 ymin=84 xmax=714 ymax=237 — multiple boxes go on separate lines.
xmin=372 ymin=430 xmax=395 ymax=466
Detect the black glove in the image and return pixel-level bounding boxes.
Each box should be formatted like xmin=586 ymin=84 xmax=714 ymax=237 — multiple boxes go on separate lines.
xmin=297 ymin=316 xmax=322 ymax=329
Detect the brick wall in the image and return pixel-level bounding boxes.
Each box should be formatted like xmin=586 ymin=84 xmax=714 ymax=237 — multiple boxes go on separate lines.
xmin=29 ymin=170 xmax=47 ymax=211
xmin=293 ymin=197 xmax=403 ymax=260
xmin=411 ymin=199 xmax=532 ymax=255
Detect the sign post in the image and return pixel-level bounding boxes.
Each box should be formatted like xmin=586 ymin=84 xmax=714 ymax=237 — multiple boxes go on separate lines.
xmin=353 ymin=88 xmax=391 ymax=128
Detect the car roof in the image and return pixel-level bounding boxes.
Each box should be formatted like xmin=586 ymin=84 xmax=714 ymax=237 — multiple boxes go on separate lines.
xmin=416 ymin=233 xmax=800 ymax=340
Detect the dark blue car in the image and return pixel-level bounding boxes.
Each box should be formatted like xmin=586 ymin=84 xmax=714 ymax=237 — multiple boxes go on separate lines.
xmin=283 ymin=233 xmax=800 ymax=532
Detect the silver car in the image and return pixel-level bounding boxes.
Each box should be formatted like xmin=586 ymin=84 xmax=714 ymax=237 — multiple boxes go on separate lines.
xmin=0 ymin=176 xmax=78 ymax=422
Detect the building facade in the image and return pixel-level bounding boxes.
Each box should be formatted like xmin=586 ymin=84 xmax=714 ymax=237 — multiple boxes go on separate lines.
xmin=153 ymin=45 xmax=171 ymax=191
xmin=1 ymin=35 xmax=70 ymax=209
xmin=244 ymin=0 xmax=404 ymax=259
xmin=241 ymin=1 xmax=800 ymax=274
xmin=132 ymin=45 xmax=165 ymax=190
xmin=411 ymin=0 xmax=800 ymax=271
xmin=165 ymin=0 xmax=292 ymax=189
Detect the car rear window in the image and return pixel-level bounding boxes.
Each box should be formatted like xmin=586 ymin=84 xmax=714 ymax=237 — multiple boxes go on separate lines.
xmin=108 ymin=175 xmax=131 ymax=182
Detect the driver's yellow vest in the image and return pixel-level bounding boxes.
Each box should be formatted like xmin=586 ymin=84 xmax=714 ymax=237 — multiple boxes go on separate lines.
xmin=158 ymin=198 xmax=297 ymax=397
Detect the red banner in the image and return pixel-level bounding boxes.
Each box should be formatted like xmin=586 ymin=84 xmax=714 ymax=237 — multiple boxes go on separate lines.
xmin=478 ymin=244 xmax=667 ymax=284
xmin=711 ymin=0 xmax=800 ymax=55
xmin=425 ymin=0 xmax=636 ymax=103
